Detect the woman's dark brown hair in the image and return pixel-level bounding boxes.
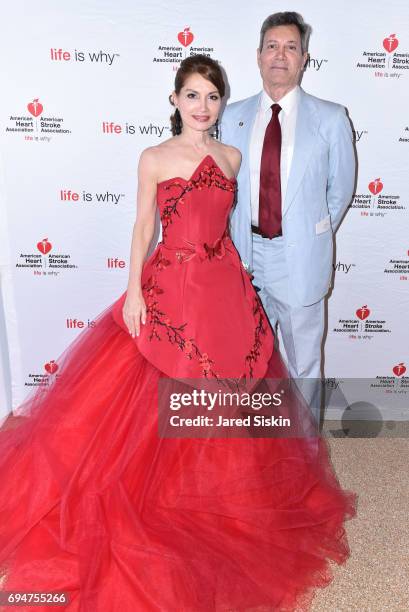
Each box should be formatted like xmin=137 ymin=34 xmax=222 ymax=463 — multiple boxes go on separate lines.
xmin=169 ymin=54 xmax=225 ymax=136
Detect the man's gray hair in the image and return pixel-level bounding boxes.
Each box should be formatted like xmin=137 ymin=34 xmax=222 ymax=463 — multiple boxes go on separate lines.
xmin=259 ymin=12 xmax=311 ymax=54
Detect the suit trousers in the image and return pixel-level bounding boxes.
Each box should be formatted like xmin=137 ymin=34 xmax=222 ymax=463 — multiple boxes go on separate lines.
xmin=252 ymin=233 xmax=325 ymax=425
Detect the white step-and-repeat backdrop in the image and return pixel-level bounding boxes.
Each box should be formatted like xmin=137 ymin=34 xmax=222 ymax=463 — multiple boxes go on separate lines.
xmin=0 ymin=0 xmax=408 ymax=420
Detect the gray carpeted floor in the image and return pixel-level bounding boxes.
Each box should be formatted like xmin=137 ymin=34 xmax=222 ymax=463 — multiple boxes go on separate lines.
xmin=312 ymin=426 xmax=409 ymax=611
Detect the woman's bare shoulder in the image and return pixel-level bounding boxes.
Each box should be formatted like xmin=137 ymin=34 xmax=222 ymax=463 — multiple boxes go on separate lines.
xmin=214 ymin=142 xmax=242 ymax=175
xmin=141 ymin=139 xmax=182 ymax=161
xmin=139 ymin=139 xmax=175 ymax=161
xmin=138 ymin=140 xmax=179 ymax=177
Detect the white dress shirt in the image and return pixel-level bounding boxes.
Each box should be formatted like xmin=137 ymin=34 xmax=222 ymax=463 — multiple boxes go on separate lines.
xmin=249 ymin=85 xmax=300 ymax=226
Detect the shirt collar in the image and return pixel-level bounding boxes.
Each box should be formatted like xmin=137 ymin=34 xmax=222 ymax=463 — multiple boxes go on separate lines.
xmin=260 ymin=85 xmax=300 ymax=115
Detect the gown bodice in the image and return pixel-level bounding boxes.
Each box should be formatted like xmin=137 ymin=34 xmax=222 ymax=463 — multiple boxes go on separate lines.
xmin=113 ymin=155 xmax=274 ymax=380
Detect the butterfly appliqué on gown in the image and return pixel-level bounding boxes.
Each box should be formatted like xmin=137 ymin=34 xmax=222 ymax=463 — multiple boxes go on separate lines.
xmin=0 ymin=155 xmax=357 ymax=612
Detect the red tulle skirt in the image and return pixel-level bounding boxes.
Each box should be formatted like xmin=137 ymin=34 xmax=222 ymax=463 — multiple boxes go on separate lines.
xmin=0 ymin=303 xmax=356 ymax=611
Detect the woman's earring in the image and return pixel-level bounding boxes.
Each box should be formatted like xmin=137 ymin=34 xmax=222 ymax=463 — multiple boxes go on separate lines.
xmin=214 ymin=119 xmax=219 ymax=140
xmin=175 ymin=108 xmax=182 ymax=135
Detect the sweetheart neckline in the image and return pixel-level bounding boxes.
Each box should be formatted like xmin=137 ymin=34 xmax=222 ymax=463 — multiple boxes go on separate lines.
xmin=157 ymin=154 xmax=237 ymax=187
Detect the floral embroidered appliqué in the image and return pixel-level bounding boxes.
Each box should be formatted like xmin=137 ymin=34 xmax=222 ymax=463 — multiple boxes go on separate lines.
xmin=161 ymin=164 xmax=236 ymax=239
xmin=142 ymin=250 xmax=220 ymax=379
xmin=244 ymin=296 xmax=268 ymax=379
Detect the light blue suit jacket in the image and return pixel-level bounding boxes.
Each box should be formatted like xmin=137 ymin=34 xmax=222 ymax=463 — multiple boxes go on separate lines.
xmin=220 ymin=88 xmax=356 ymax=306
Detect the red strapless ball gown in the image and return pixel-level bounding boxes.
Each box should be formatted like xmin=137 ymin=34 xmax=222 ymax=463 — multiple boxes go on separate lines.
xmin=0 ymin=156 xmax=356 ymax=611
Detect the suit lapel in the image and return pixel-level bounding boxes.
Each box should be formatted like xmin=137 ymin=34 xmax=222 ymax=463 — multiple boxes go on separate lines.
xmin=229 ymin=93 xmax=260 ymax=225
xmin=233 ymin=92 xmax=261 ymax=172
xmin=283 ymin=89 xmax=320 ymax=214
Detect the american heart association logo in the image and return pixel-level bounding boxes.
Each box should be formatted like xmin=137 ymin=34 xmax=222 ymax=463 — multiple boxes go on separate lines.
xmin=27 ymin=98 xmax=43 ymax=117
xmin=177 ymin=27 xmax=194 ymax=47
xmin=44 ymin=360 xmax=58 ymax=374
xmin=356 ymin=305 xmax=370 ymax=320
xmin=37 ymin=238 xmax=52 ymax=254
xmin=392 ymin=363 xmax=406 ymax=377
xmin=383 ymin=34 xmax=399 ymax=53
xmin=368 ymin=178 xmax=383 ymax=195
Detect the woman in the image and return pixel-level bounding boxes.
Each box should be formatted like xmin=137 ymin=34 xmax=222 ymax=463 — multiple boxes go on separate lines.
xmin=0 ymin=55 xmax=356 ymax=611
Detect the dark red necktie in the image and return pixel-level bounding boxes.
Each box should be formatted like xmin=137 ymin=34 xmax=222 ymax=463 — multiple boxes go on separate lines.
xmin=258 ymin=103 xmax=282 ymax=238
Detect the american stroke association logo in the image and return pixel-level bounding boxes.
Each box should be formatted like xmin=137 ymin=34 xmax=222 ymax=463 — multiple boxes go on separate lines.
xmin=356 ymin=33 xmax=409 ymax=78
xmin=350 ymin=177 xmax=406 ymax=218
xmin=153 ymin=26 xmax=216 ymax=68
xmin=5 ymin=98 xmax=72 ymax=142
xmin=384 ymin=249 xmax=409 ymax=281
xmin=16 ymin=238 xmax=78 ymax=276
xmin=393 ymin=362 xmax=406 ymax=377
xmin=178 ymin=27 xmax=194 ymax=47
xmin=25 ymin=359 xmax=60 ymax=388
xmin=333 ymin=305 xmax=391 ymax=340
xmin=371 ymin=362 xmax=408 ymax=393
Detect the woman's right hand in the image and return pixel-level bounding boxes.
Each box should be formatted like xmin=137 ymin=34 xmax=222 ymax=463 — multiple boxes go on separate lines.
xmin=122 ymin=291 xmax=146 ymax=338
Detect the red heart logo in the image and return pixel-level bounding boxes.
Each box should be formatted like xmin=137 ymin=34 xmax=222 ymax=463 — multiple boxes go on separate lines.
xmin=27 ymin=98 xmax=43 ymax=117
xmin=44 ymin=360 xmax=58 ymax=374
xmin=368 ymin=178 xmax=383 ymax=195
xmin=37 ymin=238 xmax=52 ymax=254
xmin=393 ymin=363 xmax=406 ymax=377
xmin=383 ymin=34 xmax=399 ymax=53
xmin=356 ymin=305 xmax=370 ymax=320
xmin=178 ymin=27 xmax=194 ymax=47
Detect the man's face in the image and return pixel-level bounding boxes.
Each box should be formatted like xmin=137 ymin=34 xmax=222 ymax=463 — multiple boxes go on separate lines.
xmin=257 ymin=24 xmax=308 ymax=93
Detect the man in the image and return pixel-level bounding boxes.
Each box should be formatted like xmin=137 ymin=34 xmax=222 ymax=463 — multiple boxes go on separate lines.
xmin=221 ymin=12 xmax=356 ymax=424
